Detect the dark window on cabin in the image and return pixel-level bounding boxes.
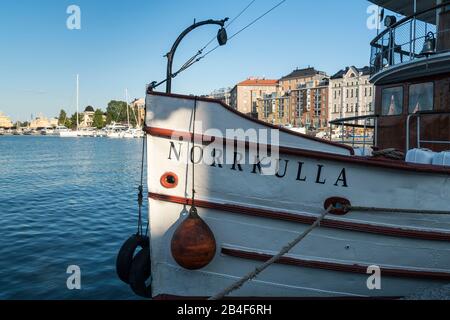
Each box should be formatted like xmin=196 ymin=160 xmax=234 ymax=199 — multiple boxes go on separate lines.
xmin=409 ymin=82 xmax=434 ymax=113
xmin=382 ymin=86 xmax=403 ymax=116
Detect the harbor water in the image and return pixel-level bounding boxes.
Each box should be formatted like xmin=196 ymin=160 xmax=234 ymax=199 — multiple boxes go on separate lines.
xmin=0 ymin=136 xmax=146 ymax=299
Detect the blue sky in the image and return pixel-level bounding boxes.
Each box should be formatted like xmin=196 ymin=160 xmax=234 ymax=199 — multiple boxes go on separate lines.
xmin=0 ymin=0 xmax=380 ymax=121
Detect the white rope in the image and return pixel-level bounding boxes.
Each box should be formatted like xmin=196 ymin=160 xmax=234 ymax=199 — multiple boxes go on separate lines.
xmin=208 ymin=206 xmax=332 ymax=300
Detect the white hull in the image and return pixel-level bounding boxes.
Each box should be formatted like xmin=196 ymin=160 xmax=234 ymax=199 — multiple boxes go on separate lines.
xmin=59 ymin=131 xmax=79 ymax=138
xmin=107 ymin=132 xmax=123 ymax=139
xmin=145 ymin=92 xmax=450 ymax=299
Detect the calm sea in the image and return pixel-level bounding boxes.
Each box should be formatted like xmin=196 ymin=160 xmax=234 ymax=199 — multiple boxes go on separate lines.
xmin=0 ymin=136 xmax=147 ymax=299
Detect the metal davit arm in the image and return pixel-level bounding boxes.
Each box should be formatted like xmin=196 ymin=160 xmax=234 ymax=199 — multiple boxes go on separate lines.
xmin=165 ymin=18 xmax=228 ymax=93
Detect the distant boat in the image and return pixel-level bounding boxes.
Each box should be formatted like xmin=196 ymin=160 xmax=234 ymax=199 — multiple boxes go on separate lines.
xmin=77 ymin=128 xmax=95 ymax=137
xmin=105 ymin=123 xmax=127 ymax=138
xmin=122 ymin=127 xmax=144 ymax=138
xmin=22 ymin=129 xmax=33 ymax=136
xmin=40 ymin=127 xmax=55 ymax=135
xmin=55 ymin=126 xmax=77 ymax=137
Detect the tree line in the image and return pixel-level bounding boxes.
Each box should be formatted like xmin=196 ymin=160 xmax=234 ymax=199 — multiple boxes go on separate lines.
xmin=58 ymin=100 xmax=141 ymax=129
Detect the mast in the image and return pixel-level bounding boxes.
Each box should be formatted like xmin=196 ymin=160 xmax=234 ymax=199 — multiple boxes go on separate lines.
xmin=125 ymin=88 xmax=130 ymax=128
xmin=76 ymin=74 xmax=79 ymax=131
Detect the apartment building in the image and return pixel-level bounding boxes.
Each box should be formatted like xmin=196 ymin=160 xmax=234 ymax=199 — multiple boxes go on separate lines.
xmin=279 ymin=67 xmax=328 ymax=92
xmin=230 ymin=78 xmax=278 ymax=116
xmin=0 ymin=112 xmax=13 ymax=128
xmin=329 ymin=66 xmax=374 ymax=122
xmin=256 ymin=92 xmax=292 ymax=126
xmin=256 ymin=78 xmax=330 ymax=129
xmin=292 ymin=78 xmax=330 ymax=129
xmin=80 ymin=106 xmax=95 ymax=128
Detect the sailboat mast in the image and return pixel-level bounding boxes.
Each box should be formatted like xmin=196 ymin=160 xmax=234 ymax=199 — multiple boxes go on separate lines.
xmin=125 ymin=88 xmax=130 ymax=128
xmin=76 ymin=74 xmax=79 ymax=131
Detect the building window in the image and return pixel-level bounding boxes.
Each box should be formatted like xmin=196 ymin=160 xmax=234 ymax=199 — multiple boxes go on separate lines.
xmin=409 ymin=82 xmax=434 ymax=113
xmin=364 ymin=87 xmax=367 ymax=97
xmin=278 ymin=100 xmax=285 ymax=118
xmin=382 ymin=86 xmax=403 ymax=116
xmin=252 ymin=102 xmax=258 ymax=114
xmin=296 ymin=103 xmax=301 ymax=117
xmin=264 ymin=100 xmax=272 ymax=118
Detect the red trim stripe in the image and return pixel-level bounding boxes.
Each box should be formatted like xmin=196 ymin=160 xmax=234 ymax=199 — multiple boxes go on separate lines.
xmin=221 ymin=247 xmax=450 ymax=281
xmin=145 ymin=126 xmax=450 ymax=175
xmin=146 ymin=90 xmax=355 ymax=154
xmin=149 ymin=193 xmax=450 ymax=242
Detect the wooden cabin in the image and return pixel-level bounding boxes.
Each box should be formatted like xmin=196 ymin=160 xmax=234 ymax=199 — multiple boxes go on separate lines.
xmin=370 ymin=0 xmax=450 ymax=153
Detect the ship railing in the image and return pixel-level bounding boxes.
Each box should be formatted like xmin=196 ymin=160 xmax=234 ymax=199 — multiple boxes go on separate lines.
xmin=370 ymin=2 xmax=450 ymax=75
xmin=406 ymin=111 xmax=450 ymax=152
xmin=329 ymin=115 xmax=379 ymax=152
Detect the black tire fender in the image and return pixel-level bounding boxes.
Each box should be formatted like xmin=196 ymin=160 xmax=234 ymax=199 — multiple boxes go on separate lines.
xmin=129 ymin=246 xmax=152 ymax=298
xmin=116 ymin=234 xmax=149 ymax=284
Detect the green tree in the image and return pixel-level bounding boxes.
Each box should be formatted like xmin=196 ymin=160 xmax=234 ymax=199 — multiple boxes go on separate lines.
xmin=92 ymin=109 xmax=105 ymax=129
xmin=105 ymin=100 xmax=137 ymax=126
xmin=70 ymin=113 xmax=84 ymax=130
xmin=58 ymin=109 xmax=67 ymax=126
xmin=106 ymin=100 xmax=127 ymax=124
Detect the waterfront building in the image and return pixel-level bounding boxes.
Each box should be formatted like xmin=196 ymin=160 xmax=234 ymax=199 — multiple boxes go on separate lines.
xmin=81 ymin=106 xmax=95 ymax=128
xmin=130 ymin=98 xmax=145 ymax=127
xmin=29 ymin=115 xmax=58 ymax=129
xmin=256 ymin=92 xmax=291 ymax=126
xmin=328 ymin=66 xmax=374 ymax=123
xmin=291 ymin=78 xmax=330 ymax=129
xmin=230 ymin=78 xmax=278 ymax=116
xmin=256 ymin=78 xmax=329 ymax=129
xmin=279 ymin=67 xmax=328 ymax=92
xmin=0 ymin=112 xmax=13 ymax=128
xmin=208 ymin=87 xmax=232 ymax=106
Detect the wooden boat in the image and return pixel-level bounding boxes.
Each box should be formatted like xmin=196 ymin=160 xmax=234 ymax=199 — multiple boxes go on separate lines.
xmin=135 ymin=0 xmax=450 ymax=299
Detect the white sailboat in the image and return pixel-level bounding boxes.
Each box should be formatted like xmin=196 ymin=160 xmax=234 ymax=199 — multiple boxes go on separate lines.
xmin=122 ymin=89 xmax=144 ymax=138
xmin=60 ymin=74 xmax=81 ymax=138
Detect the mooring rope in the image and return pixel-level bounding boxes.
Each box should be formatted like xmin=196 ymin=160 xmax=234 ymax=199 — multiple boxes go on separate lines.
xmin=137 ymin=133 xmax=147 ymax=236
xmin=346 ymin=205 xmax=450 ymax=215
xmin=208 ymin=206 xmax=333 ymax=300
xmin=372 ymin=148 xmax=405 ymax=160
